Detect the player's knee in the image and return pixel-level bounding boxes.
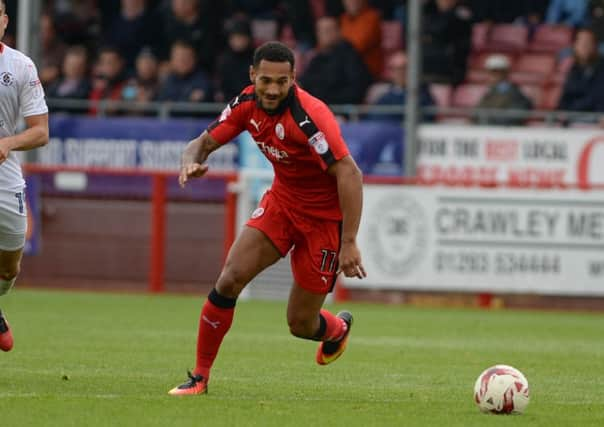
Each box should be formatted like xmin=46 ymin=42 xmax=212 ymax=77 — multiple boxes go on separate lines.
xmin=0 ymin=265 xmax=19 ymax=282
xmin=287 ymin=316 xmax=315 ymax=338
xmin=216 ymin=266 xmax=247 ymax=298
xmin=0 ymin=268 xmax=18 ymax=296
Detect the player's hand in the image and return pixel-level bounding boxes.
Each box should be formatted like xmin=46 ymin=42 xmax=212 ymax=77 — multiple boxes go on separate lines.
xmin=178 ymin=162 xmax=209 ymax=188
xmin=0 ymin=142 xmax=9 ymax=165
xmin=337 ymin=240 xmax=367 ymax=279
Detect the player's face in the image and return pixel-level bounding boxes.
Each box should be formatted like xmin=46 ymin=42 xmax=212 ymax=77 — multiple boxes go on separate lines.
xmin=250 ymin=60 xmax=295 ymax=113
xmin=0 ymin=5 xmax=8 ymax=41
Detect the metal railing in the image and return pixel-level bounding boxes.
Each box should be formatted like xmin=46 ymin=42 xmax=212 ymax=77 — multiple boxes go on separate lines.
xmin=46 ymin=97 xmax=604 ymax=126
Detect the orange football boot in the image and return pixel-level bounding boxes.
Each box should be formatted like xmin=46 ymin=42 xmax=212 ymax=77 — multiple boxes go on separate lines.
xmin=316 ymin=311 xmax=353 ymax=365
xmin=168 ymin=371 xmax=208 ymax=395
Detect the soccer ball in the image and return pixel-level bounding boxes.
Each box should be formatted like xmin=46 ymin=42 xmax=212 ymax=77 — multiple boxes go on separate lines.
xmin=473 ymin=364 xmax=530 ymax=414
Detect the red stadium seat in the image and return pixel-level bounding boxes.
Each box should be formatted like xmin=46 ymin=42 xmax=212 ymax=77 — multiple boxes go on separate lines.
xmin=550 ymin=56 xmax=574 ymax=84
xmin=510 ymin=53 xmax=556 ymax=85
xmin=466 ymin=68 xmax=492 ymax=83
xmin=486 ymin=24 xmax=528 ymax=53
xmin=472 ymin=22 xmax=491 ymax=52
xmin=519 ymin=85 xmax=543 ymax=107
xmin=429 ymin=83 xmax=452 ymax=108
xmin=452 ymin=84 xmax=488 ymax=108
xmin=540 ymin=84 xmax=563 ymax=110
xmin=251 ymin=19 xmax=278 ymax=46
xmin=528 ymin=25 xmax=574 ymax=54
xmin=381 ymin=21 xmax=404 ymax=55
xmin=513 ymin=53 xmax=556 ymax=75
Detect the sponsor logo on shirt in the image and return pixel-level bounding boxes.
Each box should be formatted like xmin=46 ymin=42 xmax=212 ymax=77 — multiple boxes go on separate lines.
xmin=255 ymin=140 xmax=290 ymax=163
xmin=308 ymin=131 xmax=329 ymax=155
xmin=0 ymin=72 xmax=14 ymax=86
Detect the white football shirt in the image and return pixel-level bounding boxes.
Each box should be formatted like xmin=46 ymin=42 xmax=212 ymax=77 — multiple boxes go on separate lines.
xmin=0 ymin=42 xmax=48 ymax=191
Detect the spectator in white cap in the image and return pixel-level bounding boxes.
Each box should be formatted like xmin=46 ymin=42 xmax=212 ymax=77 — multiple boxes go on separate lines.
xmin=475 ymin=54 xmax=532 ymax=125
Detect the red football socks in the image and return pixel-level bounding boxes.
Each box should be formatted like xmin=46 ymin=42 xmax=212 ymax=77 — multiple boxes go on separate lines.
xmin=194 ymin=290 xmax=236 ymax=379
xmin=319 ymin=309 xmax=347 ymax=342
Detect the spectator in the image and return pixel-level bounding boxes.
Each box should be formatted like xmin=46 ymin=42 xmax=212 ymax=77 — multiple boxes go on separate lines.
xmin=39 ymin=13 xmax=68 ymax=88
xmin=298 ymin=16 xmax=371 ymax=105
xmin=46 ymin=45 xmax=91 ymax=104
xmin=228 ymin=0 xmax=280 ymax=18
xmin=88 ymin=46 xmax=128 ymax=115
xmin=422 ymin=0 xmax=471 ymax=85
xmin=340 ymin=0 xmax=383 ymax=80
xmin=51 ymin=0 xmax=100 ymax=46
xmin=558 ymin=28 xmax=604 ymax=112
xmin=102 ymin=0 xmax=161 ymax=72
xmin=156 ymin=40 xmax=213 ymax=104
xmin=546 ymin=0 xmax=588 ymax=27
xmin=160 ymin=0 xmax=225 ymax=74
xmin=475 ymin=54 xmax=532 ymax=126
xmin=279 ymin=0 xmax=316 ymax=50
xmin=366 ymin=51 xmax=435 ymax=122
xmin=464 ymin=0 xmax=549 ymax=23
xmin=216 ymin=18 xmax=255 ymax=102
xmin=588 ymin=0 xmax=604 ymax=52
xmin=121 ymin=47 xmax=160 ymax=104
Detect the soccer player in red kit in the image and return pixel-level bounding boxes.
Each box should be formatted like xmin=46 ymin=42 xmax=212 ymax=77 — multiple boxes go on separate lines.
xmin=169 ymin=41 xmax=366 ymax=395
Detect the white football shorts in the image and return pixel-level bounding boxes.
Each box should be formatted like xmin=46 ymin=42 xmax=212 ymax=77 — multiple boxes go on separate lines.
xmin=0 ymin=188 xmax=27 ymax=251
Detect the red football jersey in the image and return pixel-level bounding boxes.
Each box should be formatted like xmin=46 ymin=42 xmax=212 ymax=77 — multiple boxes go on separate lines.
xmin=208 ymin=84 xmax=350 ymax=220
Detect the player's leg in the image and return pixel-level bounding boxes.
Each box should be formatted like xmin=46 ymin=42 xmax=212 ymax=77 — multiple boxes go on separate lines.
xmin=0 ymin=247 xmax=24 ymax=352
xmin=286 ymin=218 xmax=352 ymax=365
xmin=169 ymin=226 xmax=283 ymax=395
xmin=286 ymin=283 xmax=352 ymax=365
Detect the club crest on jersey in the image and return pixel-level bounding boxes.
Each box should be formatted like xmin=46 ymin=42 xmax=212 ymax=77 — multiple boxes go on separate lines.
xmin=275 ymin=123 xmax=285 ymax=140
xmin=0 ymin=72 xmax=14 ymax=86
xmin=308 ymin=131 xmax=329 ymax=155
xmin=251 ymin=207 xmax=265 ymax=219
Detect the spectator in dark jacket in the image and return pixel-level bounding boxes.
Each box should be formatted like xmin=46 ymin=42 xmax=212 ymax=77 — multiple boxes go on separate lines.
xmin=159 ymin=0 xmax=225 ymax=74
xmin=558 ymin=29 xmax=604 ymax=112
xmin=476 ymin=54 xmax=532 ymax=125
xmin=156 ymin=40 xmax=213 ymax=104
xmin=89 ymin=46 xmax=128 ymax=115
xmin=47 ymin=45 xmax=91 ymax=111
xmin=422 ymin=0 xmax=471 ymax=85
xmin=299 ymin=16 xmax=371 ymax=105
xmin=121 ymin=47 xmax=160 ymax=104
xmin=216 ymin=18 xmax=255 ymax=102
xmin=366 ymin=50 xmax=435 ymax=122
xmin=102 ymin=0 xmax=161 ymax=72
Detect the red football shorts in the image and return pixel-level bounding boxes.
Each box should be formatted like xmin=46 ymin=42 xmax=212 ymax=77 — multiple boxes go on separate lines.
xmin=246 ymin=190 xmax=341 ymax=294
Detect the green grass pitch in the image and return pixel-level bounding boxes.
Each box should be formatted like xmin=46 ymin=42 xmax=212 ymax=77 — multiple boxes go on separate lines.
xmin=0 ymin=289 xmax=603 ymax=426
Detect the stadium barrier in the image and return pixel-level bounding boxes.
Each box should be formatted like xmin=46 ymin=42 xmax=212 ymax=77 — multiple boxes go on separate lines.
xmin=22 ymin=163 xmax=237 ymax=293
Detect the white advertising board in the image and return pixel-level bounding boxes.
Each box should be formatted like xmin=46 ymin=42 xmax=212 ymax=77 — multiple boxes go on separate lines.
xmin=417 ymin=125 xmax=604 ymax=187
xmin=345 ymin=185 xmax=604 ymax=296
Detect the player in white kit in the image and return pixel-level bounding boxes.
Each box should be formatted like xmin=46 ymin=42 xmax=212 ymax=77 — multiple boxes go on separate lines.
xmin=0 ymin=1 xmax=49 ymax=351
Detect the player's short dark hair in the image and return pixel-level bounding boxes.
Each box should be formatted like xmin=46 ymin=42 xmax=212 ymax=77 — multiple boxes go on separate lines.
xmin=253 ymin=41 xmax=295 ymax=71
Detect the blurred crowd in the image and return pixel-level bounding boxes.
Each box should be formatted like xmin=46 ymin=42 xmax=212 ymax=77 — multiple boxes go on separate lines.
xmin=2 ymin=0 xmax=604 ymax=124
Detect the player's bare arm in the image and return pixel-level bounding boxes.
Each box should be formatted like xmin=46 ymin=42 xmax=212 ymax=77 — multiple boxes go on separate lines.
xmin=178 ymin=130 xmax=221 ymax=188
xmin=0 ymin=113 xmax=49 ymax=164
xmin=328 ymin=155 xmax=367 ymax=279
